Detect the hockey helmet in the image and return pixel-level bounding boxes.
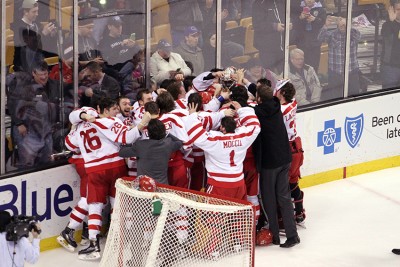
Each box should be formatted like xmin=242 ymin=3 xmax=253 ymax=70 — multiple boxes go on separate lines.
xmin=138 ymin=175 xmax=157 ymax=192
xmin=256 ymin=228 xmax=273 ymax=246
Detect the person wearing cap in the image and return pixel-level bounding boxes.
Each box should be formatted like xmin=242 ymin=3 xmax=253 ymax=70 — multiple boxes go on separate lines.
xmin=168 ymin=0 xmax=204 ymax=46
xmin=288 ymin=48 xmax=322 ymax=106
xmin=150 ymin=39 xmax=192 ymax=85
xmin=69 ymin=18 xmax=103 ymax=67
xmin=99 ymin=16 xmax=140 ymax=71
xmin=11 ymin=0 xmax=58 ymax=72
xmin=0 ymin=210 xmax=41 ymax=267
xmin=174 ymin=26 xmax=205 ymax=76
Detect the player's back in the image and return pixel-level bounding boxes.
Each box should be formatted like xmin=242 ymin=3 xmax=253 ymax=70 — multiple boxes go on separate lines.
xmin=201 ymin=125 xmax=259 ymax=188
xmin=74 ymin=118 xmax=126 ymax=173
xmin=281 ymin=99 xmax=298 ymax=141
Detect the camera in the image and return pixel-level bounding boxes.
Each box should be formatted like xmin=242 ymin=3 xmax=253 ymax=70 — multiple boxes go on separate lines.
xmin=5 ymin=215 xmax=41 ymax=242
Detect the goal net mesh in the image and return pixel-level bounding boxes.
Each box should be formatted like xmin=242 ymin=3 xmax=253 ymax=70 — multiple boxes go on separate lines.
xmin=100 ymin=178 xmax=255 ymax=267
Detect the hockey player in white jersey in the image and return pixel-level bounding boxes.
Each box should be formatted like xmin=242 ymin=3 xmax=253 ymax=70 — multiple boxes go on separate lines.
xmin=154 ymin=92 xmax=192 ymax=188
xmin=65 ymin=98 xmax=151 ymax=260
xmin=186 ymin=70 xmax=229 ymax=112
xmin=57 ymin=107 xmax=98 ymax=252
xmin=185 ymin=92 xmax=235 ymax=190
xmin=117 ymin=96 xmax=135 ymax=126
xmin=184 ymin=100 xmax=260 ymax=200
xmin=116 ymin=96 xmax=142 ymax=179
xmin=275 ymin=81 xmax=306 ymax=227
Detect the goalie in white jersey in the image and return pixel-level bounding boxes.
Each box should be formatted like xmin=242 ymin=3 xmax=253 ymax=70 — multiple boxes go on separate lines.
xmin=184 ymin=101 xmax=261 ymax=200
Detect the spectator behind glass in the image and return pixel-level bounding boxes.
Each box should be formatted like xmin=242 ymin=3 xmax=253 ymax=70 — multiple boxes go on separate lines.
xmin=104 ymin=0 xmax=145 ymax=38
xmin=174 ymin=26 xmax=205 ymax=76
xmin=317 ymin=13 xmax=361 ymax=99
xmin=79 ymin=61 xmax=121 ymax=107
xmin=119 ymin=49 xmax=146 ymax=103
xmin=99 ymin=16 xmax=140 ymax=71
xmin=0 ymin=211 xmax=41 ymax=267
xmin=292 ymin=0 xmax=326 ymax=73
xmin=71 ymin=18 xmax=104 ymax=67
xmin=380 ymin=2 xmax=400 ymax=89
xmin=244 ymin=57 xmax=278 ymax=89
xmin=288 ymin=48 xmax=322 ymax=105
xmin=168 ymin=0 xmax=204 ymax=46
xmin=7 ymin=61 xmax=62 ymax=170
xmin=49 ymin=44 xmax=73 ymax=84
xmin=150 ymin=39 xmax=192 ymax=85
xmin=203 ymin=33 xmax=244 ymax=70
xmin=11 ymin=0 xmax=57 ymax=72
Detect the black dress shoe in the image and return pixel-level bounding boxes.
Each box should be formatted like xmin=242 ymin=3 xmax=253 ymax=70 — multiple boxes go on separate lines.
xmin=392 ymin=249 xmax=400 ymax=255
xmin=272 ymin=237 xmax=280 ymax=245
xmin=280 ymin=235 xmax=300 ymax=248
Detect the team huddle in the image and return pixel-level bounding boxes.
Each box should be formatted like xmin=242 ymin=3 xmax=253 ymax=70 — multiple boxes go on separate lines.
xmin=57 ymin=68 xmax=305 ymax=260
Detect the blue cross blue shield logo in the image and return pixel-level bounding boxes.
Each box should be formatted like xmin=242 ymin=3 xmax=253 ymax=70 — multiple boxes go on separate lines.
xmin=344 ymin=114 xmax=364 ymax=148
xmin=317 ymin=120 xmax=341 ymax=154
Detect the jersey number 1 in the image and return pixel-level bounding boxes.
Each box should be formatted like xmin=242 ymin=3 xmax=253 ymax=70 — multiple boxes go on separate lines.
xmin=229 ymin=150 xmax=237 ymax=167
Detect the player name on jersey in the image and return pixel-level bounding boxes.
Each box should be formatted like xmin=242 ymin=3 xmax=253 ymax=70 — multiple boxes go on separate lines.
xmin=223 ymin=139 xmax=243 ymax=148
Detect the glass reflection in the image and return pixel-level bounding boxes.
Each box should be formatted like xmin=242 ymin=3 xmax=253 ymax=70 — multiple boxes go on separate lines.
xmin=252 ymin=0 xmax=287 ymax=74
xmin=380 ymin=2 xmax=400 ymax=90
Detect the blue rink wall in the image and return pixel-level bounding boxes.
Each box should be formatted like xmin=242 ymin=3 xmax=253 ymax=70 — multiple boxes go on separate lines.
xmin=1 ymin=92 xmax=400 ymax=251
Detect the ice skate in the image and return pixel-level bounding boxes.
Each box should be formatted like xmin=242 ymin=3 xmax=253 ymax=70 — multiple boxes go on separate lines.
xmin=295 ymin=211 xmax=306 ymax=229
xmin=80 ymin=221 xmax=89 ymax=246
xmin=57 ymin=227 xmax=77 ymax=252
xmin=78 ymin=235 xmax=101 ymax=261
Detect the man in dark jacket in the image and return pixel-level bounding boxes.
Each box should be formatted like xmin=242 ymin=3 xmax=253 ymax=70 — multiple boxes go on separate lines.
xmin=7 ymin=61 xmax=62 ymax=169
xmin=253 ymin=84 xmax=300 ymax=248
xmin=119 ymin=119 xmax=183 ymax=184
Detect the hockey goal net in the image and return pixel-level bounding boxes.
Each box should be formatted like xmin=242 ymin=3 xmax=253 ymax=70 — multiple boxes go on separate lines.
xmin=100 ymin=178 xmax=255 ymax=267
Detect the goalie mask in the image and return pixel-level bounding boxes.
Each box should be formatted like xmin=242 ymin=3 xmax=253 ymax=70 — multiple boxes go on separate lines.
xmin=221 ymin=67 xmax=236 ymax=89
xmin=138 ymin=175 xmax=157 ymax=192
xmin=256 ymin=228 xmax=273 ymax=246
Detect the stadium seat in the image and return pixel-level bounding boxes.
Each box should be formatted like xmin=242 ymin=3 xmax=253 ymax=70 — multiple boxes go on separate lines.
xmin=225 ymin=20 xmax=239 ymax=30
xmin=152 ymin=0 xmax=170 ymax=26
xmin=243 ymin=24 xmax=258 ymax=56
xmin=239 ymin=17 xmax=252 ymax=28
xmin=152 ymin=23 xmax=172 ymax=44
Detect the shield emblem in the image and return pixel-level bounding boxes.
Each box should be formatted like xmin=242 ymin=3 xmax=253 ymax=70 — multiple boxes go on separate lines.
xmin=345 ymin=114 xmax=364 ymax=148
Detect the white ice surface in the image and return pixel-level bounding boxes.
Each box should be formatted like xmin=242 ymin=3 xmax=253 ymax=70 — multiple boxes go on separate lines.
xmin=27 ymin=167 xmax=400 ymax=267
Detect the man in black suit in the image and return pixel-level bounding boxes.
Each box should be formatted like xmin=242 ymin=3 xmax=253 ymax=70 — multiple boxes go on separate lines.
xmin=79 ymin=61 xmax=121 ymax=107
